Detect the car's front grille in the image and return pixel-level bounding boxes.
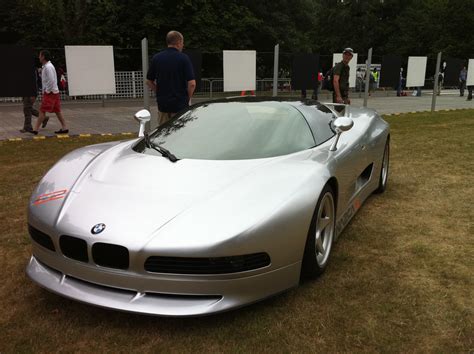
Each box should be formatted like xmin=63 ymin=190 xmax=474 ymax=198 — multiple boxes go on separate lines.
xmin=28 ymin=224 xmax=55 ymax=251
xmin=92 ymin=243 xmax=129 ymax=270
xmin=144 ymin=253 xmax=271 ymax=274
xmin=60 ymin=235 xmax=88 ymax=262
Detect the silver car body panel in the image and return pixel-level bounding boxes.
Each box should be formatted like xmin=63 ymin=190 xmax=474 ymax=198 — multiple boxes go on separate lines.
xmin=26 ymin=100 xmax=389 ymax=316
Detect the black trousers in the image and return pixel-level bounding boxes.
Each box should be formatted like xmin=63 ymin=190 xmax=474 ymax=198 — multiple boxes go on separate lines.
xmin=22 ymin=96 xmax=39 ymax=130
xmin=459 ymin=80 xmax=466 ymax=96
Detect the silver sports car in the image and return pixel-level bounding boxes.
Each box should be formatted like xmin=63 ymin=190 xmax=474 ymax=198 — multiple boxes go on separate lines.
xmin=26 ymin=97 xmax=390 ymax=316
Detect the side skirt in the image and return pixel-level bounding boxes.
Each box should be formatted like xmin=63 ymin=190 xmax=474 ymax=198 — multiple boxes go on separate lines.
xmin=334 ymin=183 xmax=375 ymax=241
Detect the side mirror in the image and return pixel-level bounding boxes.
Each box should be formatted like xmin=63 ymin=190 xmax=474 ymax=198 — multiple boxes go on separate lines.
xmin=134 ymin=109 xmax=151 ymax=137
xmin=334 ymin=117 xmax=354 ymax=132
xmin=330 ymin=117 xmax=354 ymax=151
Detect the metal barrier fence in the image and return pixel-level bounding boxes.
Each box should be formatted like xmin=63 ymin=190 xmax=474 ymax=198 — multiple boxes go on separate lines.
xmin=0 ymin=72 xmax=295 ymax=103
xmin=200 ymin=78 xmax=293 ymax=98
xmin=0 ymin=70 xmax=443 ymax=103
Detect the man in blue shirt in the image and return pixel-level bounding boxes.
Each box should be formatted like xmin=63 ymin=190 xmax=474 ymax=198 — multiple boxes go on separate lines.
xmin=146 ymin=31 xmax=196 ymax=126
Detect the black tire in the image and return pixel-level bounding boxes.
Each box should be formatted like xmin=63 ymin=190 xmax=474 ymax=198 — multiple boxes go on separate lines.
xmin=374 ymin=138 xmax=390 ymax=194
xmin=301 ymin=184 xmax=336 ymax=279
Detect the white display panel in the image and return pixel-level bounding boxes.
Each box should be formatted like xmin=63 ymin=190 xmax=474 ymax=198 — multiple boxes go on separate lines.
xmin=223 ymin=50 xmax=256 ymax=92
xmin=333 ymin=53 xmax=358 ymax=88
xmin=65 ymin=45 xmax=116 ymax=96
xmin=467 ymin=59 xmax=474 ymax=86
xmin=406 ymin=56 xmax=427 ymax=87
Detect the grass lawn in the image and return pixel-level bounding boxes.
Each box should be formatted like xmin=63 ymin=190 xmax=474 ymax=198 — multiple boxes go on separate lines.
xmin=0 ymin=110 xmax=472 ymax=352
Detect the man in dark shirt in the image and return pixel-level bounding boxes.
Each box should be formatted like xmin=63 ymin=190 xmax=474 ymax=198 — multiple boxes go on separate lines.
xmin=146 ymin=31 xmax=196 ymax=126
xmin=20 ymin=66 xmax=41 ymax=133
xmin=333 ymin=48 xmax=354 ymax=104
xmin=459 ymin=66 xmax=467 ymax=97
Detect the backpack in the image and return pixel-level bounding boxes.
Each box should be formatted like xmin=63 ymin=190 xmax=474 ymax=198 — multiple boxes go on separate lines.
xmin=323 ymin=66 xmax=335 ymax=91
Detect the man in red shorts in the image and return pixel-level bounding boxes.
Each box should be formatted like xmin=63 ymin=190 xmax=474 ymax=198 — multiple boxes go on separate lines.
xmin=32 ymin=50 xmax=68 ymax=135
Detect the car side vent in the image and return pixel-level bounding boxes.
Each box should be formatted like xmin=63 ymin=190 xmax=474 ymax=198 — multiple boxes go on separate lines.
xmin=356 ymin=163 xmax=374 ymax=191
xmin=28 ymin=224 xmax=55 ymax=251
xmin=92 ymin=243 xmax=129 ymax=270
xmin=60 ymin=235 xmax=88 ymax=262
xmin=144 ymin=253 xmax=271 ymax=274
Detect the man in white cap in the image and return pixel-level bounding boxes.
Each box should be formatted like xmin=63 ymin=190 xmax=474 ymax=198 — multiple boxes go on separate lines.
xmin=333 ymin=47 xmax=354 ymax=104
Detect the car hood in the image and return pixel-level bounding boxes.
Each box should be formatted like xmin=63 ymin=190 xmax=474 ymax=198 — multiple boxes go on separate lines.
xmin=29 ymin=140 xmax=324 ymax=251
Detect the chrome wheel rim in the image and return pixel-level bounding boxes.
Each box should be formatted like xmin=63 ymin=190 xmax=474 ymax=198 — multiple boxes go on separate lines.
xmin=315 ymin=192 xmax=335 ymax=267
xmin=381 ymin=143 xmax=389 ymax=187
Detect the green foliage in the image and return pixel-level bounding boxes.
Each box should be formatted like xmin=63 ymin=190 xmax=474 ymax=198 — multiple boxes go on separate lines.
xmin=6 ymin=0 xmax=122 ymax=46
xmin=3 ymin=0 xmax=473 ymax=69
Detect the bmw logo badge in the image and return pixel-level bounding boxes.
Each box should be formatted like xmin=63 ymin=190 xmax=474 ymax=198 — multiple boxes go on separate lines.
xmin=91 ymin=223 xmax=106 ymax=235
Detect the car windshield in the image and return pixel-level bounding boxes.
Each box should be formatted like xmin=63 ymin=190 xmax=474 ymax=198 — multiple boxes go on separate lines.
xmin=145 ymin=102 xmax=315 ymax=160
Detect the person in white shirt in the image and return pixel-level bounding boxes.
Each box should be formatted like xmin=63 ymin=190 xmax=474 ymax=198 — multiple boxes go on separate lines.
xmin=32 ymin=50 xmax=68 ymax=135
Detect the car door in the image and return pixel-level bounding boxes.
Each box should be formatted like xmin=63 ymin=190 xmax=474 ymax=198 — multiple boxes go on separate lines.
xmin=331 ymin=123 xmax=368 ymax=217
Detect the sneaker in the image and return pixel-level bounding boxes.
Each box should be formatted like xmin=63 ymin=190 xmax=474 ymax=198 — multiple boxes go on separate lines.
xmin=41 ymin=117 xmax=49 ymax=128
xmin=29 ymin=130 xmax=38 ymax=135
xmin=20 ymin=128 xmax=34 ymax=133
xmin=54 ymin=129 xmax=69 ymax=134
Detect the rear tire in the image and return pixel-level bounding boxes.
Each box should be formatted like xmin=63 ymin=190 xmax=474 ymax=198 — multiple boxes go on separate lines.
xmin=374 ymin=138 xmax=390 ymax=194
xmin=301 ymin=184 xmax=336 ymax=279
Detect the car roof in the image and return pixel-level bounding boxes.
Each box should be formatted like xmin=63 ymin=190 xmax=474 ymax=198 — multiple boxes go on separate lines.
xmin=189 ymin=97 xmax=339 ymax=145
xmin=192 ymin=96 xmax=345 ymax=116
xmin=196 ymin=96 xmax=319 ymax=107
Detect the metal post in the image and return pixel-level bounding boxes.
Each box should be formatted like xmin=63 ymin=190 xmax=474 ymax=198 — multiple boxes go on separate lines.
xmin=141 ymin=38 xmax=150 ymax=111
xmin=431 ymin=52 xmax=442 ymax=112
xmin=132 ymin=71 xmax=136 ymax=98
xmin=210 ymin=80 xmax=213 ymax=98
xmin=273 ymin=44 xmax=279 ymax=97
xmin=141 ymin=38 xmax=151 ymax=130
xmin=363 ymin=48 xmax=372 ymax=107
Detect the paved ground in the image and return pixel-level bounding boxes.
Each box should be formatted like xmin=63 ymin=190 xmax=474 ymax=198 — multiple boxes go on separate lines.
xmin=0 ymin=91 xmax=472 ymax=141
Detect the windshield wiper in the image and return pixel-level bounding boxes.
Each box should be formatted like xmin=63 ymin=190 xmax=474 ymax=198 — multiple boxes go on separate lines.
xmin=143 ymin=133 xmax=178 ymax=163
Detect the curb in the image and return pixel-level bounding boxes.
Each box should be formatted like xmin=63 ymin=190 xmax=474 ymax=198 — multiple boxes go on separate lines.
xmin=3 ymin=108 xmax=472 ymax=142
xmin=6 ymin=132 xmax=135 ymax=143
xmin=382 ymin=107 xmax=472 ymax=117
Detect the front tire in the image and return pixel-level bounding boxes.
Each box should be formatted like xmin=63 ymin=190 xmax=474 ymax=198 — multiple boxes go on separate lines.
xmin=374 ymin=138 xmax=390 ymax=194
xmin=301 ymin=184 xmax=336 ymax=279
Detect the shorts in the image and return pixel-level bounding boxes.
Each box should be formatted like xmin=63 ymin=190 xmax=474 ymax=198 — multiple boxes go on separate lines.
xmin=40 ymin=92 xmax=61 ymax=113
xmin=332 ymin=90 xmax=349 ymax=104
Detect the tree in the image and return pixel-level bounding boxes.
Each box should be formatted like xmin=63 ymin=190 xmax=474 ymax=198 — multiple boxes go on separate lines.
xmin=3 ymin=0 xmax=473 ymax=72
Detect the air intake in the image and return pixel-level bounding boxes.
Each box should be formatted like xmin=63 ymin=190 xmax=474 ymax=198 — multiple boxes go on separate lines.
xmin=144 ymin=253 xmax=271 ymax=274
xmin=28 ymin=224 xmax=55 ymax=251
xmin=60 ymin=235 xmax=88 ymax=262
xmin=92 ymin=243 xmax=129 ymax=270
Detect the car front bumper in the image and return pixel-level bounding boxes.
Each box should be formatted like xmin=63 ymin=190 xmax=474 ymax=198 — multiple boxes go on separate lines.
xmin=26 ymin=246 xmax=301 ymax=316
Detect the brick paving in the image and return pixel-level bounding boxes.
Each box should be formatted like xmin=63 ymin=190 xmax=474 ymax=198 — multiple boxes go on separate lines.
xmin=0 ymin=91 xmax=472 ymax=141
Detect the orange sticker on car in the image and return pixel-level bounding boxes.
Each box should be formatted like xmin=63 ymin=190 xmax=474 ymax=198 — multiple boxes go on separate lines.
xmin=354 ymin=198 xmax=361 ymax=210
xmin=33 ymin=189 xmax=68 ymax=205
